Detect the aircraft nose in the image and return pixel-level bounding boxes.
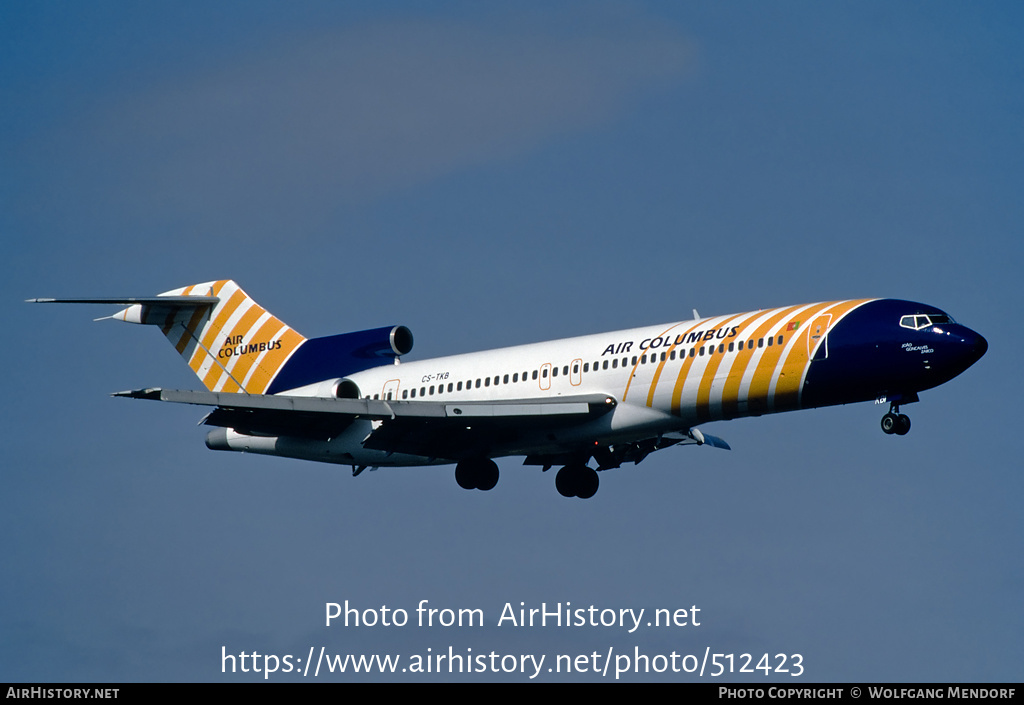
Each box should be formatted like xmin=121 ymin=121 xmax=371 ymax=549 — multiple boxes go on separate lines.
xmin=956 ymin=327 xmax=988 ymax=368
xmin=971 ymin=331 xmax=988 ymax=362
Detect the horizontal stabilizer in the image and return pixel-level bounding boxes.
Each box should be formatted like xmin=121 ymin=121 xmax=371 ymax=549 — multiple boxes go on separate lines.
xmin=27 ymin=296 xmax=219 ymax=305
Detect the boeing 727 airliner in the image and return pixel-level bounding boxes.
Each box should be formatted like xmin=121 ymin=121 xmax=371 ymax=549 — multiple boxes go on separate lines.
xmin=31 ymin=280 xmax=987 ymax=499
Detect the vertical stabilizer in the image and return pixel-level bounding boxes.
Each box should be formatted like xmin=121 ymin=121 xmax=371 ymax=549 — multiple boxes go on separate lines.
xmin=136 ymin=280 xmax=306 ymax=394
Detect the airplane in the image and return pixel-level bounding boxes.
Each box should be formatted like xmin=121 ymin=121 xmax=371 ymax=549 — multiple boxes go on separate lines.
xmin=30 ymin=280 xmax=987 ymax=499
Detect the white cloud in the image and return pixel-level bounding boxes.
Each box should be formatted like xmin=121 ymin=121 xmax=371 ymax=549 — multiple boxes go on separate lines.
xmin=59 ymin=13 xmax=691 ymax=232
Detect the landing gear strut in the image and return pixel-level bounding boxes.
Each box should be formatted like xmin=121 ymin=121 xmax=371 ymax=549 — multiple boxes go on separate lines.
xmin=455 ymin=458 xmax=499 ymax=491
xmin=555 ymin=464 xmax=599 ymax=499
xmin=881 ymin=402 xmax=911 ymax=436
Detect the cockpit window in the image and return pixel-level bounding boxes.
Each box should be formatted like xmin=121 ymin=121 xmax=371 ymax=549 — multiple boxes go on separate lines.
xmin=900 ymin=312 xmax=956 ymax=330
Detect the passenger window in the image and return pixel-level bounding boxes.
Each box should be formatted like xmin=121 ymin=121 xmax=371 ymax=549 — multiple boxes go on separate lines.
xmin=612 ymin=359 xmax=618 ymax=369
xmin=563 ymin=365 xmax=569 ymax=375
xmin=448 ymin=383 xmax=453 ymax=392
xmin=403 ymin=390 xmax=408 ymax=399
xmin=457 ymin=381 xmax=463 ymax=391
xmin=552 ymin=367 xmax=558 ymax=377
xmin=778 ymin=335 xmax=784 ymax=345
xmin=532 ymin=370 xmax=538 ymax=380
xmin=603 ymin=360 xmax=609 ymax=370
xmin=573 ymin=364 xmax=579 ymax=374
xmin=503 ymin=374 xmax=509 ymax=384
xmin=718 ymin=344 xmax=724 ymax=354
xmin=513 ymin=373 xmax=518 ymax=383
xmin=583 ymin=363 xmax=589 ymax=373
xmin=641 ymin=354 xmax=647 ymax=364
xmin=484 ymin=378 xmax=490 ymax=387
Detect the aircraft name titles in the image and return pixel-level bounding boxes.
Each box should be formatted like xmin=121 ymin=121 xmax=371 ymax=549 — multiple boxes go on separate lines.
xmin=218 ymin=335 xmax=283 ymax=359
xmin=602 ymin=326 xmax=740 ymax=357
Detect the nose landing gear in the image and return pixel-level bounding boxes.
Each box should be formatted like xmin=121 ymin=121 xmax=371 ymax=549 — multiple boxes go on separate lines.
xmin=881 ymin=402 xmax=911 ymax=436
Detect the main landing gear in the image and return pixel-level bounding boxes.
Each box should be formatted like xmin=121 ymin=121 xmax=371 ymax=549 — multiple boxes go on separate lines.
xmin=455 ymin=458 xmax=499 ymax=491
xmin=555 ymin=463 xmax=599 ymax=500
xmin=880 ymin=403 xmax=911 ymax=436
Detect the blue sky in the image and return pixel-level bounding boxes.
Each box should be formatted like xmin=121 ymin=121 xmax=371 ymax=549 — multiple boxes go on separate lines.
xmin=2 ymin=1 xmax=1022 ymax=681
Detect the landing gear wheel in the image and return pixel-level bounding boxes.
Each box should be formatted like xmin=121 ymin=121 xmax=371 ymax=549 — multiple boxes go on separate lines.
xmin=555 ymin=465 xmax=579 ymax=498
xmin=476 ymin=459 xmax=499 ymax=491
xmin=576 ymin=467 xmax=599 ymax=499
xmin=455 ymin=461 xmax=477 ymax=490
xmin=454 ymin=459 xmax=500 ymax=491
xmin=881 ymin=411 xmax=912 ymax=435
xmin=555 ymin=464 xmax=599 ymax=499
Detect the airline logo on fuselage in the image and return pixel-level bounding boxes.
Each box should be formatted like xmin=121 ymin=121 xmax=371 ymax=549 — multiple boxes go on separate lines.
xmin=218 ymin=334 xmax=282 ymax=359
xmin=601 ymin=325 xmax=740 ymax=356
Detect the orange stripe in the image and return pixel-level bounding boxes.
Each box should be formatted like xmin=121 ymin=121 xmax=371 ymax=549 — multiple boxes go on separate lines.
xmin=202 ymin=304 xmax=270 ymax=390
xmin=765 ymin=303 xmax=834 ymax=411
xmin=745 ymin=304 xmax=819 ymax=415
xmin=245 ymin=328 xmax=305 ymax=393
xmin=669 ymin=325 xmax=713 ymax=415
xmin=621 ymin=321 xmax=692 ymax=403
xmin=691 ymin=313 xmax=748 ymax=422
xmin=172 ymin=281 xmax=229 ymax=353
xmin=160 ymin=284 xmax=196 ymax=337
xmin=717 ymin=312 xmax=781 ymax=419
xmin=774 ymin=299 xmax=871 ymax=409
xmin=174 ymin=306 xmax=210 ymax=354
xmin=671 ymin=311 xmax=767 ymax=416
xmin=643 ymin=320 xmax=707 ymax=408
xmin=214 ymin=317 xmax=286 ymax=393
xmin=188 ymin=289 xmax=246 ymax=372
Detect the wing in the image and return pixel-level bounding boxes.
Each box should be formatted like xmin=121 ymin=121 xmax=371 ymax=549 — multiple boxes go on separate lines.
xmin=114 ymin=388 xmax=618 ymax=460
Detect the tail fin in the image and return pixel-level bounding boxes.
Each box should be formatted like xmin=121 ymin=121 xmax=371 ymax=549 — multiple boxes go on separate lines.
xmin=147 ymin=280 xmax=307 ymax=393
xmin=33 ymin=280 xmax=306 ymax=394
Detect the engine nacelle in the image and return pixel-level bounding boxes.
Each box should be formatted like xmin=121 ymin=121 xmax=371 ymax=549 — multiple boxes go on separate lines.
xmin=265 ymin=325 xmax=414 ymax=394
xmin=276 ymin=377 xmax=362 ymax=399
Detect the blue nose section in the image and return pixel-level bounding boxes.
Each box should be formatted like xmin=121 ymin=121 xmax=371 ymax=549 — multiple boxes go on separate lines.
xmin=972 ymin=332 xmax=989 ymax=362
xmin=953 ymin=326 xmax=987 ymax=373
